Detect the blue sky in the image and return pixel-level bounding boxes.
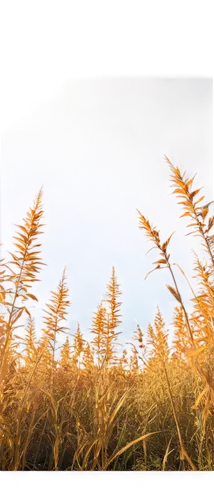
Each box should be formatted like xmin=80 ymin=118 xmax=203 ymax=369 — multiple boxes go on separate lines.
xmin=1 ymin=78 xmax=213 ymax=346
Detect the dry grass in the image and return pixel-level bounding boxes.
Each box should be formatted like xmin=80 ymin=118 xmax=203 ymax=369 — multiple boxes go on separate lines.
xmin=0 ymin=157 xmax=214 ymax=470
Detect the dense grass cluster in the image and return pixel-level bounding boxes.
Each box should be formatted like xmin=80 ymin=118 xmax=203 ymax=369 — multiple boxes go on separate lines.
xmin=0 ymin=157 xmax=214 ymax=471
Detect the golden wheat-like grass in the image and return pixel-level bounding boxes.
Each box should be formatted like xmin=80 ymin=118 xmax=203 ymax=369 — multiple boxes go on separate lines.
xmin=0 ymin=158 xmax=214 ymax=471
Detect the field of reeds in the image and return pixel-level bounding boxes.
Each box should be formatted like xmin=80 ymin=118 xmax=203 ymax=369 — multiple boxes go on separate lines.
xmin=0 ymin=156 xmax=214 ymax=471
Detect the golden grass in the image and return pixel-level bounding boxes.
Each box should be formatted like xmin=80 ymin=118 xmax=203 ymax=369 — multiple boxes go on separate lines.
xmin=0 ymin=157 xmax=214 ymax=470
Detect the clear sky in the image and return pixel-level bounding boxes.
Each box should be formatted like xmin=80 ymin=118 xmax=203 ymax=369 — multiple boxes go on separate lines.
xmin=1 ymin=78 xmax=213 ymax=343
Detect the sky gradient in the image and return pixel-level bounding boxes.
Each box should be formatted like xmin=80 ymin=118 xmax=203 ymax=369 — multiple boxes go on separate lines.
xmin=1 ymin=77 xmax=213 ymax=344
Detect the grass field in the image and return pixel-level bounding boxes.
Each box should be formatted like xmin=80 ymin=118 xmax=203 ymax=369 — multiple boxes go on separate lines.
xmin=0 ymin=156 xmax=214 ymax=471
